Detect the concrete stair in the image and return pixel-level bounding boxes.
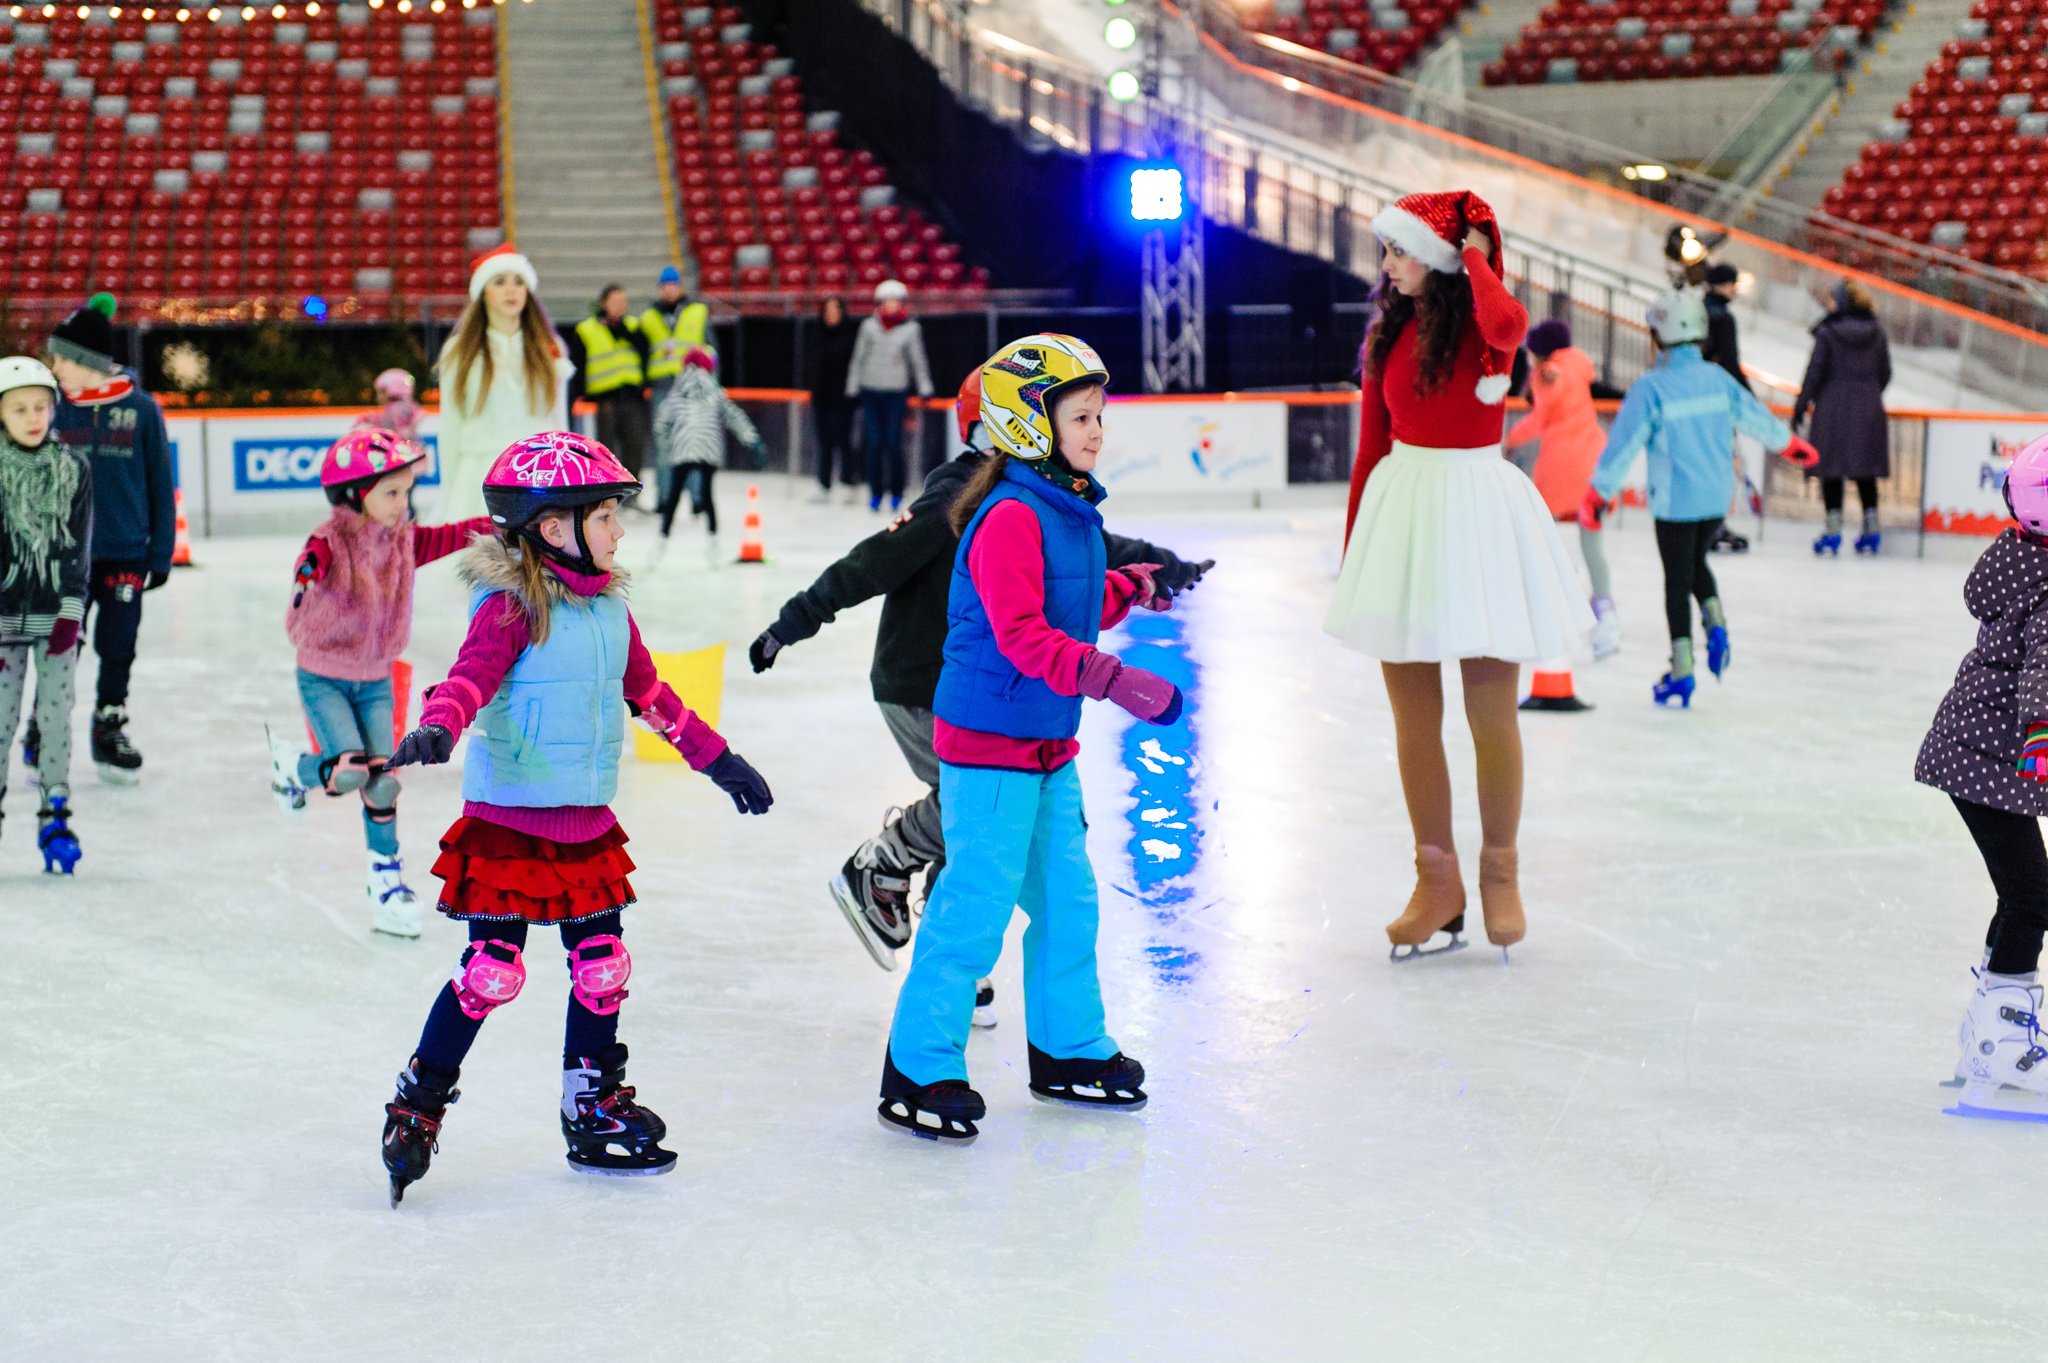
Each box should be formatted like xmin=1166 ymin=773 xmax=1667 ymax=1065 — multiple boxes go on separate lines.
xmin=501 ymin=0 xmax=680 ymax=319
xmin=1771 ymin=0 xmax=1978 ymax=212
xmin=1459 ymin=0 xmax=1553 ymax=88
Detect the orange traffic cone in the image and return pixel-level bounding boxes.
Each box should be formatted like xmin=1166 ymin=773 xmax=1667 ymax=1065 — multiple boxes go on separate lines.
xmin=736 ymin=483 xmax=766 ymax=564
xmin=171 ymin=489 xmax=193 ymax=567
xmin=1519 ymin=660 xmax=1592 ymax=712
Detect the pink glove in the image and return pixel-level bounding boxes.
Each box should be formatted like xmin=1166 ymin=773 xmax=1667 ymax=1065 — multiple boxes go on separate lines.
xmin=1779 ymin=435 xmax=1820 ymax=469
xmin=1577 ymin=485 xmax=1609 ymax=531
xmin=1077 ymin=649 xmax=1183 ymax=725
xmin=295 ymin=536 xmax=331 ymax=585
xmin=1115 ymin=563 xmax=1173 ymax=613
xmin=45 ymin=618 xmax=80 ymax=656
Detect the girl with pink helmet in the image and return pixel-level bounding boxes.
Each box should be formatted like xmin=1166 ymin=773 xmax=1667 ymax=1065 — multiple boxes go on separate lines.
xmin=349 ymin=368 xmax=423 ymax=444
xmin=267 ymin=427 xmax=494 ymax=937
xmin=374 ymin=431 xmax=774 ymax=1205
xmin=1916 ymin=432 xmax=2048 ymax=1122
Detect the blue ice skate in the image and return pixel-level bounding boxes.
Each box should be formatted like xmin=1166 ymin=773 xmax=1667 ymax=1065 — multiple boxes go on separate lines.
xmin=1706 ymin=624 xmax=1731 ymax=679
xmin=1652 ymin=672 xmax=1695 ymax=708
xmin=38 ymin=795 xmax=80 ymax=875
xmin=1854 ymin=531 xmax=1881 ymax=555
xmin=1813 ymin=533 xmax=1842 ymax=556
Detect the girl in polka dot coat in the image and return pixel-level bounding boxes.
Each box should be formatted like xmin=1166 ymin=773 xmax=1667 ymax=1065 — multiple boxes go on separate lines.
xmin=1915 ymin=446 xmax=2048 ymax=1117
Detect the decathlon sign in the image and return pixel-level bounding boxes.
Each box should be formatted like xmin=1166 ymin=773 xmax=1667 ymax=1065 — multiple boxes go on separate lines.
xmin=234 ymin=434 xmax=440 ymax=491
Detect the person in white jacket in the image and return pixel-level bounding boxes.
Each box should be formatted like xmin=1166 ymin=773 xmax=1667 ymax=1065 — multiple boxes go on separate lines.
xmin=431 ymin=245 xmax=576 ymax=521
xmin=845 ymin=278 xmax=933 ymax=514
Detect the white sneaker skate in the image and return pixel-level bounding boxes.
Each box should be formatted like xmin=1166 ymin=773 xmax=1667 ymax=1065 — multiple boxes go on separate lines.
xmin=368 ymin=852 xmax=423 ymax=939
xmin=1943 ymin=973 xmax=2048 ymax=1121
xmin=1590 ymin=596 xmax=1622 ymax=661
xmin=972 ymin=977 xmax=997 ymax=1030
xmin=265 ymin=725 xmax=310 ymax=814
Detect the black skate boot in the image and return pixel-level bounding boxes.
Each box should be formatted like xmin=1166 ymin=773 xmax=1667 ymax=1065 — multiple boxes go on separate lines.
xmin=382 ymin=1056 xmax=461 ymax=1207
xmin=37 ymin=794 xmax=80 ymax=875
xmin=1027 ymin=1044 xmax=1148 ymax=1111
xmin=561 ymin=1043 xmax=677 ymax=1177
xmin=22 ymin=718 xmax=38 ymax=776
xmin=91 ymin=706 xmax=142 ymax=785
xmin=878 ymin=1050 xmax=985 ymax=1145
xmin=972 ymin=978 xmax=998 ymax=1030
xmin=831 ymin=837 xmax=916 ymax=971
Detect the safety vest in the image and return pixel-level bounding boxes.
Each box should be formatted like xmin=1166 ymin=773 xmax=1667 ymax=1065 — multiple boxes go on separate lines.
xmin=575 ymin=316 xmax=646 ymax=397
xmin=639 ymin=301 xmax=709 ymax=380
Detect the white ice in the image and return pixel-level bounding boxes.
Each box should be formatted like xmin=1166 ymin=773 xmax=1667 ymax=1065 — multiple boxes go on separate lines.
xmin=3 ymin=478 xmax=2044 ymax=1360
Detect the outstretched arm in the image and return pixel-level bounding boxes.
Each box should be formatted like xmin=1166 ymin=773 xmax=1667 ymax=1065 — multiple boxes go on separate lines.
xmin=412 ymin=516 xmax=494 ymax=566
xmin=623 ymin=613 xmax=728 ymax=770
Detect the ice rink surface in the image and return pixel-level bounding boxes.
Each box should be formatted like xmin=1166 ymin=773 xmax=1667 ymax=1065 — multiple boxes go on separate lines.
xmin=3 ymin=477 xmax=2043 ymax=1361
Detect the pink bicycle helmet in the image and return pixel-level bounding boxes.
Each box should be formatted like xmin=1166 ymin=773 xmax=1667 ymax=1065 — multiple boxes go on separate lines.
xmin=372 ymin=368 xmax=415 ymax=401
xmin=482 ymin=431 xmax=641 ymax=571
xmin=320 ymin=427 xmax=426 ymax=507
xmin=2005 ymin=433 xmax=2048 ymax=537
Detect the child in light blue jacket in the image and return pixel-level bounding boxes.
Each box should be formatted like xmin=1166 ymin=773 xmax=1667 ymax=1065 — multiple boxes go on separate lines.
xmin=1584 ymin=292 xmax=1815 ymax=707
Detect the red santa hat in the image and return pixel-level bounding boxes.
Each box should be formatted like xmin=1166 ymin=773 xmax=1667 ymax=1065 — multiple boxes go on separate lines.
xmin=1373 ymin=190 xmax=1513 ymax=404
xmin=467 ymin=243 xmax=539 ymax=302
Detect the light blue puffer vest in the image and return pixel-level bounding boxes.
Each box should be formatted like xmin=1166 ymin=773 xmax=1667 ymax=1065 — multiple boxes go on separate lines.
xmin=460 ymin=587 xmax=628 ymax=808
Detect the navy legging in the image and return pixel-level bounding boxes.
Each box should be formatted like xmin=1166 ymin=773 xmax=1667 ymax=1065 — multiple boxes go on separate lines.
xmin=414 ymin=913 xmax=624 ymax=1072
xmin=860 ymin=388 xmax=910 ymax=500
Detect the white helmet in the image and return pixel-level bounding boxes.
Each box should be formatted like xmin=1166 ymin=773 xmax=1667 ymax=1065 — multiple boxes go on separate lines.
xmin=874 ymin=278 xmax=909 ymax=303
xmin=0 ymin=355 xmax=59 ymax=400
xmin=1645 ymin=291 xmax=1709 ymax=347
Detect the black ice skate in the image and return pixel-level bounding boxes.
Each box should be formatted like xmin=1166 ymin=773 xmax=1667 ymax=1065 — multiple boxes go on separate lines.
xmin=21 ymin=718 xmax=39 ymax=779
xmin=37 ymin=795 xmax=80 ymax=875
xmin=561 ymin=1043 xmax=677 ymax=1177
xmin=382 ymin=1056 xmax=461 ymax=1207
xmin=878 ymin=1051 xmax=985 ymax=1145
xmin=831 ymin=847 xmax=915 ymax=971
xmin=1027 ymin=1045 xmax=1148 ymax=1111
xmin=91 ymin=706 xmax=142 ymax=785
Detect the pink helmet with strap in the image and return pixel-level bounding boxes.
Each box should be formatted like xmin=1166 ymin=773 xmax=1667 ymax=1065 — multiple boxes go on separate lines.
xmin=320 ymin=427 xmax=425 ymax=506
xmin=372 ymin=368 xmax=415 ymax=401
xmin=2005 ymin=433 xmax=2048 ymax=537
xmin=481 ymin=430 xmax=641 ymax=533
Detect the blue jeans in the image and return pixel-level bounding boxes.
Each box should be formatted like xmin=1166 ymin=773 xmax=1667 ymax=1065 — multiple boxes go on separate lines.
xmin=887 ymin=761 xmax=1118 ymax=1085
xmin=859 ymin=388 xmax=910 ymax=501
xmin=296 ymin=668 xmax=399 ymax=856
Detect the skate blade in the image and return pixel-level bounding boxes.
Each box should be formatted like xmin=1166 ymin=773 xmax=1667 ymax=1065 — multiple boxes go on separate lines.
xmin=831 ymin=873 xmax=900 ymax=972
xmin=971 ymin=1008 xmax=998 ymax=1030
xmin=565 ymin=1154 xmax=678 ymax=1177
xmin=1029 ymin=1088 xmax=1149 ymax=1112
xmin=876 ymin=1104 xmax=978 ymax=1145
xmin=372 ymin=921 xmax=423 ymax=940
xmin=1390 ymin=933 xmax=1468 ymax=963
xmin=1939 ymin=1079 xmax=2048 ymax=1123
xmin=96 ymin=763 xmax=140 ymax=787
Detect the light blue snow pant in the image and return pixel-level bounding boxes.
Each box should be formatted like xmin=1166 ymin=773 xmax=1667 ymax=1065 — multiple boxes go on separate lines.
xmin=887 ymin=760 xmax=1118 ymax=1086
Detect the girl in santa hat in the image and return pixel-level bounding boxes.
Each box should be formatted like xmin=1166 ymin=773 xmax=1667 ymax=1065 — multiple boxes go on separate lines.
xmin=1324 ymin=190 xmax=1592 ymax=962
xmin=431 ymin=245 xmax=577 ymax=522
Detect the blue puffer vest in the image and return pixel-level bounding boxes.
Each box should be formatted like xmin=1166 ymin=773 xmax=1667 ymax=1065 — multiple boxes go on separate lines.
xmin=461 ymin=587 xmax=629 ymax=808
xmin=933 ymin=460 xmax=1107 ymax=739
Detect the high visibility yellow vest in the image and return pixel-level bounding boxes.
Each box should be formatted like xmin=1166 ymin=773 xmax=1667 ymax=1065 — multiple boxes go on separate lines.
xmin=639 ymin=301 xmax=709 ymax=380
xmin=575 ymin=316 xmax=646 ymax=396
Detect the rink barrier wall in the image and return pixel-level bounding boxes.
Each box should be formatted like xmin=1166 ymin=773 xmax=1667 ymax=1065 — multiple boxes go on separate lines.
xmin=159 ymin=394 xmax=2043 ymax=544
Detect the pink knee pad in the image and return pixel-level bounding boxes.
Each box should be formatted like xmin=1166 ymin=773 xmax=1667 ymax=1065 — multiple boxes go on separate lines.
xmin=453 ymin=940 xmax=526 ymax=1020
xmin=567 ymin=935 xmax=631 ymax=1016
xmin=323 ymin=751 xmax=371 ymax=796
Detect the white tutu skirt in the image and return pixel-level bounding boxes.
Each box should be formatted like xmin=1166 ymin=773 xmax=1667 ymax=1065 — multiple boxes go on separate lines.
xmin=1324 ymin=442 xmax=1593 ymax=663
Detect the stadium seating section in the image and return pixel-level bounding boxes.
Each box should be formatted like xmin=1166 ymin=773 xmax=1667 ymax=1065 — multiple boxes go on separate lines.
xmin=1483 ymin=0 xmax=1887 ymax=85
xmin=652 ymin=1 xmax=984 ymax=295
xmin=1242 ymin=0 xmax=1474 ymax=76
xmin=1820 ymin=1 xmax=2048 ymax=271
xmin=0 ymin=7 xmax=500 ymax=315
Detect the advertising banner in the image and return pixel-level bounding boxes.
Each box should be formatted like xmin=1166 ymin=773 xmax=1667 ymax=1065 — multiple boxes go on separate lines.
xmin=1093 ymin=398 xmax=1289 ymax=494
xmin=1922 ymin=417 xmax=2048 ymax=536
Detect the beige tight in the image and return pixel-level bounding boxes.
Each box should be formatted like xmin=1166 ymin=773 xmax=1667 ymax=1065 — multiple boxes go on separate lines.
xmin=1379 ymin=658 xmax=1523 ymax=852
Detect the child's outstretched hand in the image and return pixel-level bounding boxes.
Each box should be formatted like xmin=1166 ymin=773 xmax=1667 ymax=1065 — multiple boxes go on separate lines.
xmin=1116 ymin=563 xmax=1174 ymax=612
xmin=1577 ymin=486 xmax=1609 ymax=531
xmin=706 ymin=749 xmax=774 ymax=814
xmin=1779 ymin=435 xmax=1820 ymax=469
xmin=2018 ymin=722 xmax=2048 ymax=783
xmin=389 ymin=723 xmax=455 ymax=769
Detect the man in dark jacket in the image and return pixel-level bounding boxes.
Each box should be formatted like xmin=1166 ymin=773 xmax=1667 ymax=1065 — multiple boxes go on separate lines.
xmin=747 ymin=375 xmax=1213 ymax=992
xmin=41 ymin=294 xmax=175 ymax=783
xmin=1701 ymin=263 xmax=1754 ymax=553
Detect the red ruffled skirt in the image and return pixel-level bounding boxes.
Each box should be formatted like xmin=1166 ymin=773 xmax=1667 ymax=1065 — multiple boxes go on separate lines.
xmin=431 ymin=818 xmax=636 ymax=924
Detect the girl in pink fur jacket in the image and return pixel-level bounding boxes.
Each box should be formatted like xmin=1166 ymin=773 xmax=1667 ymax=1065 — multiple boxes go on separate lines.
xmin=268 ymin=428 xmax=492 ymax=938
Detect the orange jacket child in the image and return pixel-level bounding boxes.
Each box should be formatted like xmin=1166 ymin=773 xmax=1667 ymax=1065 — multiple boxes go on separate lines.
xmin=1507 ymin=329 xmax=1605 ymax=521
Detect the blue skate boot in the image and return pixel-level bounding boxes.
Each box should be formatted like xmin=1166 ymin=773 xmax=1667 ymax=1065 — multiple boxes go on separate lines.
xmin=37 ymin=792 xmax=80 ymax=874
xmin=1653 ymin=638 xmax=1697 ymax=708
xmin=1703 ymin=597 xmax=1731 ymax=679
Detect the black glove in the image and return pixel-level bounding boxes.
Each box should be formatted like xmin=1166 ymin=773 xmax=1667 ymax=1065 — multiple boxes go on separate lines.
xmin=705 ymin=749 xmax=773 ymax=815
xmin=145 ymin=569 xmax=171 ymax=591
xmin=748 ymin=629 xmax=785 ymax=673
xmin=749 ymin=441 xmax=769 ymax=470
xmin=388 ymin=723 xmax=456 ymax=769
xmin=1163 ymin=558 xmax=1216 ymax=595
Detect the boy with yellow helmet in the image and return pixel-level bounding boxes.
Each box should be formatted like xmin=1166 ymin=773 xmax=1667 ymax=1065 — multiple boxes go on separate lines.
xmin=872 ymin=334 xmax=1185 ymax=1144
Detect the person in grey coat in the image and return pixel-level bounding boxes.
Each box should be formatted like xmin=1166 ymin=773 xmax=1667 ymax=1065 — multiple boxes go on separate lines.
xmin=1794 ymin=278 xmax=1892 ymax=555
xmin=845 ymin=278 xmax=933 ymax=514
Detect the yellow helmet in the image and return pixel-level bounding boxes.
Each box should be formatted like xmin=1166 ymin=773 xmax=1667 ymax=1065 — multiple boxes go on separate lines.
xmin=978 ymin=334 xmax=1109 ymax=463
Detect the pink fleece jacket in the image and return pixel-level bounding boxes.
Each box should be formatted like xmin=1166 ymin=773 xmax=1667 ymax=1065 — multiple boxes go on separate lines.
xmin=418 ymin=564 xmax=727 ymax=843
xmin=932 ymin=499 xmax=1142 ymax=773
xmin=286 ymin=509 xmax=490 ymax=681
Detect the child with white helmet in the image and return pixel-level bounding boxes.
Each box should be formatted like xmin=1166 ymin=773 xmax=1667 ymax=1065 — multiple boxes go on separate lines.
xmin=0 ymin=356 xmax=93 ymax=872
xmin=1916 ymin=432 xmax=2048 ymax=1122
xmin=1582 ymin=291 xmax=1817 ymax=707
xmin=266 ymin=428 xmax=494 ymax=937
xmin=845 ymin=278 xmax=934 ymax=513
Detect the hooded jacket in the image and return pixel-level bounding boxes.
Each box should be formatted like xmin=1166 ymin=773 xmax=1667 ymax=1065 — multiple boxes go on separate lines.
xmin=1917 ymin=530 xmax=2048 ymax=816
xmin=52 ymin=373 xmax=174 ymax=573
xmin=285 ymin=508 xmax=485 ymax=681
xmin=1793 ymin=309 xmax=1892 ymax=481
xmin=1505 ymin=346 xmax=1606 ymax=520
xmin=1590 ymin=346 xmax=1790 ymax=522
xmin=0 ymin=430 xmax=93 ymax=640
xmin=652 ymin=367 xmax=762 ymax=469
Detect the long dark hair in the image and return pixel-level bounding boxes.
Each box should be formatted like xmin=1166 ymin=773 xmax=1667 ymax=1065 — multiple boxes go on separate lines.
xmin=1363 ymin=269 xmax=1475 ymax=397
xmin=949 ymin=451 xmax=1011 ymax=536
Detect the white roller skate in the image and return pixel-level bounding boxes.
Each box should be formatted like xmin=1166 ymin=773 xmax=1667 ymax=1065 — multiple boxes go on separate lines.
xmin=265 ymin=725 xmax=310 ymax=814
xmin=368 ymin=851 xmax=423 ymax=939
xmin=1943 ymin=971 xmax=2048 ymax=1122
xmin=972 ymin=978 xmax=997 ymax=1029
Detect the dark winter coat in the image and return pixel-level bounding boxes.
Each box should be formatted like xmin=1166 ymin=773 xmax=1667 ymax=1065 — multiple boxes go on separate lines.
xmin=809 ymin=317 xmax=859 ymax=407
xmin=1793 ymin=310 xmax=1891 ymax=480
xmin=1703 ymin=293 xmax=1750 ymax=393
xmin=1916 ymin=530 xmax=2048 ymax=815
xmin=52 ymin=373 xmax=175 ymax=575
xmin=767 ymin=452 xmax=1201 ymax=709
xmin=0 ymin=431 xmax=93 ymax=640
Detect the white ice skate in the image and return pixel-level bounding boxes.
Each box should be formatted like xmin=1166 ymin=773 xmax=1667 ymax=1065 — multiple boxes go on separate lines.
xmin=1590 ymin=596 xmax=1622 ymax=661
xmin=265 ymin=725 xmax=310 ymax=814
xmin=368 ymin=852 xmax=423 ymax=939
xmin=972 ymin=978 xmax=997 ymax=1030
xmin=1942 ymin=973 xmax=2048 ymax=1122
